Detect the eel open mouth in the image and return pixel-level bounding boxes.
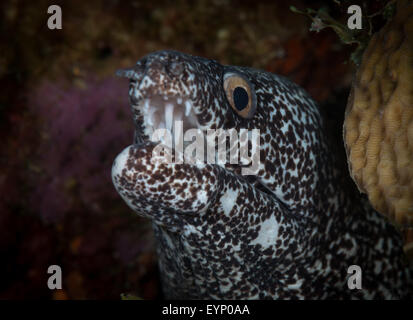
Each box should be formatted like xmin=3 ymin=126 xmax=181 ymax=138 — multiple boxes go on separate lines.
xmin=130 ymin=91 xmax=263 ymax=181
xmin=136 ymin=95 xmax=200 ymax=144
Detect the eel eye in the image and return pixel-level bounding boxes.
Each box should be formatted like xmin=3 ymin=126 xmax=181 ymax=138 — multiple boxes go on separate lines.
xmin=223 ymin=72 xmax=256 ymax=119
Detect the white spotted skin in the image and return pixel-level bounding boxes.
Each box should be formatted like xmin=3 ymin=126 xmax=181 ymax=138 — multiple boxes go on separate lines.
xmin=220 ymin=188 xmax=239 ymax=217
xmin=250 ymin=215 xmax=279 ymax=248
xmin=112 ymin=50 xmax=412 ymax=299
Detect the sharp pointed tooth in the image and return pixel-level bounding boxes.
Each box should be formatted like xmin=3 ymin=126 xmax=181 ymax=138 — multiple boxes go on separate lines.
xmin=165 ymin=103 xmax=174 ymax=131
xmin=185 ymin=100 xmax=192 ymax=117
xmin=177 ymin=97 xmax=182 ymax=104
xmin=174 ymin=120 xmax=183 ymax=153
xmin=147 ymin=107 xmax=157 ymax=126
xmin=144 ymin=99 xmax=150 ymax=111
xmin=147 ymin=114 xmax=154 ymax=126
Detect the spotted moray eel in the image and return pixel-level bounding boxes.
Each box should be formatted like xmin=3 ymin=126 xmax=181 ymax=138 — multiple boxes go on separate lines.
xmin=112 ymin=50 xmax=412 ymax=299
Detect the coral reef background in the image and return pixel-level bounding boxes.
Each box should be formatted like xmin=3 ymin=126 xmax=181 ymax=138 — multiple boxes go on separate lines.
xmin=0 ymin=0 xmax=390 ymax=299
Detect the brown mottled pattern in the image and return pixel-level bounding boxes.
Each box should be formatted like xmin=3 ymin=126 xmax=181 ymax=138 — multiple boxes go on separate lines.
xmin=112 ymin=50 xmax=412 ymax=299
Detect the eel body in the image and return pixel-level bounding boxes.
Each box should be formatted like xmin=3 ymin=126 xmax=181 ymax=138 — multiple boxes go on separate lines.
xmin=112 ymin=50 xmax=412 ymax=299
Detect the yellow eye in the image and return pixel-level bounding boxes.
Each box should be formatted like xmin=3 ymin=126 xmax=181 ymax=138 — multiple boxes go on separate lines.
xmin=223 ymin=72 xmax=256 ymax=119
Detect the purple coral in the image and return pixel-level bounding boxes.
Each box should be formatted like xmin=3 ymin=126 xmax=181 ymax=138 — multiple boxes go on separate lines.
xmin=28 ymin=76 xmax=133 ymax=222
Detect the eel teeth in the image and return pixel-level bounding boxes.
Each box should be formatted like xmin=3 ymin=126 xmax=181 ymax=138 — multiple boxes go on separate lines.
xmin=144 ymin=99 xmax=149 ymax=111
xmin=147 ymin=107 xmax=156 ymax=126
xmin=185 ymin=100 xmax=192 ymax=117
xmin=139 ymin=96 xmax=198 ymax=145
xmin=165 ymin=103 xmax=174 ymax=131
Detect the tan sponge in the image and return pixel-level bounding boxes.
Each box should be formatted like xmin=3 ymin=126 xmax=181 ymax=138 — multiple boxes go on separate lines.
xmin=344 ymin=0 xmax=413 ymax=227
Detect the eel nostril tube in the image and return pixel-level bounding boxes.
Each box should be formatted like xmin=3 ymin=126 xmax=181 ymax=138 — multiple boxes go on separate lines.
xmin=115 ymin=66 xmax=143 ymax=81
